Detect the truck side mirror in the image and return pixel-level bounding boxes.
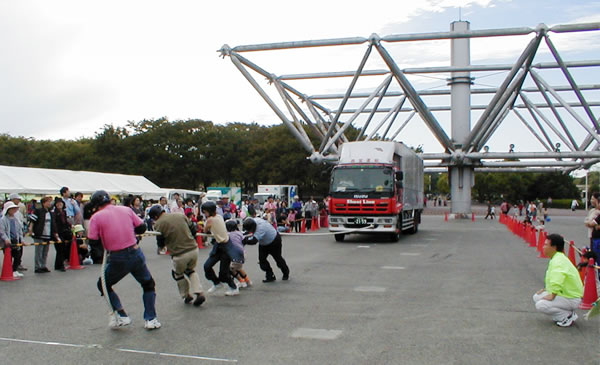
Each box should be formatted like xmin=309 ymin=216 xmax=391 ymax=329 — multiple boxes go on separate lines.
xmin=395 ymin=171 xmax=404 ymax=181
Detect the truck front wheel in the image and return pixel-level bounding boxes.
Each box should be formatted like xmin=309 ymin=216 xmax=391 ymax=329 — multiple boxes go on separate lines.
xmin=334 ymin=233 xmax=345 ymax=242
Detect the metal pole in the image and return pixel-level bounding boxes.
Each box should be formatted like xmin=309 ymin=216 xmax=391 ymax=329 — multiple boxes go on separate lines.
xmin=462 ymin=33 xmax=542 ymax=149
xmin=545 ymin=36 xmax=599 ymax=131
xmin=519 ymin=93 xmax=556 ymax=149
xmin=448 ymin=21 xmax=473 ymax=215
xmin=318 ymin=44 xmax=374 ymax=153
xmin=529 ymin=71 xmax=579 ymax=149
xmin=357 ymin=76 xmax=393 ymax=140
xmin=310 ymin=83 xmax=600 ymax=100
xmin=390 ymin=111 xmax=417 ymax=140
xmin=374 ymin=38 xmax=454 ymax=150
xmin=228 ymin=53 xmax=315 ymax=154
xmin=531 ymin=69 xmax=600 ymax=145
xmin=586 ymin=171 xmax=589 ymax=211
xmin=512 ymin=109 xmax=553 ymax=152
xmin=322 ymin=75 xmax=393 ymax=153
xmin=519 ymin=93 xmax=577 ymax=151
xmin=366 ymin=97 xmax=406 ymax=140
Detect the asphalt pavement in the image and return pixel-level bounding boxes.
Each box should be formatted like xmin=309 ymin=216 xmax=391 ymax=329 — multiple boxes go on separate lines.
xmin=0 ymin=212 xmax=598 ymax=365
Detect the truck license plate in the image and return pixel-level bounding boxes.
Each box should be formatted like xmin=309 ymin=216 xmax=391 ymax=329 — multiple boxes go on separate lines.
xmin=354 ymin=218 xmax=367 ymax=224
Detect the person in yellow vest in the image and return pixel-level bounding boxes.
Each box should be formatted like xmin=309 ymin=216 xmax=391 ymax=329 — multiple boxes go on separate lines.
xmin=533 ymin=233 xmax=583 ymax=327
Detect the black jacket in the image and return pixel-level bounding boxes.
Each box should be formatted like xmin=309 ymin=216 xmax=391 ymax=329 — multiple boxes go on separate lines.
xmin=29 ymin=207 xmax=58 ymax=240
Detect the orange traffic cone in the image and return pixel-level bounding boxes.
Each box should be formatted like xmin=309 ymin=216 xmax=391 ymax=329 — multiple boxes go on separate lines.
xmin=567 ymin=241 xmax=577 ymax=266
xmin=578 ymin=248 xmax=588 ymax=282
xmin=67 ymin=234 xmax=85 ymax=270
xmin=444 ymin=212 xmax=448 ymax=222
xmin=322 ymin=214 xmax=329 ymax=228
xmin=529 ymin=227 xmax=537 ymax=247
xmin=311 ymin=216 xmax=318 ymax=231
xmin=0 ymin=246 xmax=19 ymax=281
xmin=300 ymin=219 xmax=306 ymax=233
xmin=196 ymin=235 xmax=205 ymax=249
xmin=537 ymin=231 xmax=548 ymax=258
xmin=579 ymin=258 xmax=599 ymax=310
xmin=196 ymin=226 xmax=206 ymax=249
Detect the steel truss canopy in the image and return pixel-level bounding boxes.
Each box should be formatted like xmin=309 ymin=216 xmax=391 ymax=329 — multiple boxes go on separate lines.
xmin=219 ymin=22 xmax=600 ymax=174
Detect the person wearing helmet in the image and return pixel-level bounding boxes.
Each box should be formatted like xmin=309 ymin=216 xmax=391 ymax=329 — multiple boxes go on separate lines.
xmin=150 ymin=205 xmax=206 ymax=306
xmin=201 ymin=201 xmax=239 ymax=296
xmin=242 ymin=215 xmax=290 ymax=283
xmin=87 ymin=190 xmax=161 ymax=330
xmin=226 ymin=220 xmax=251 ymax=288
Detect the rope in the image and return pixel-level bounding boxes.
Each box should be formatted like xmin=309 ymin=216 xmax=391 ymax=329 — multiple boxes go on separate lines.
xmin=99 ymin=249 xmax=117 ymax=322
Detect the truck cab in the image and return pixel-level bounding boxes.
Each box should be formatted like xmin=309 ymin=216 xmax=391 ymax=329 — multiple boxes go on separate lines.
xmin=328 ymin=141 xmax=423 ymax=242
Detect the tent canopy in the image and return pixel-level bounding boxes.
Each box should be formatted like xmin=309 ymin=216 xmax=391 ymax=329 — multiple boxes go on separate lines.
xmin=0 ymin=165 xmax=164 ymax=198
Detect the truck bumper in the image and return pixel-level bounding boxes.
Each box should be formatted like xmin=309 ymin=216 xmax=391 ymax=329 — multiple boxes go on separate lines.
xmin=327 ymin=215 xmax=398 ymax=233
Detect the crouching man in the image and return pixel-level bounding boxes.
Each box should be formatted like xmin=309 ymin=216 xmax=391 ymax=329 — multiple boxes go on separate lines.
xmin=149 ymin=205 xmax=206 ymax=306
xmin=533 ymin=233 xmax=583 ymax=327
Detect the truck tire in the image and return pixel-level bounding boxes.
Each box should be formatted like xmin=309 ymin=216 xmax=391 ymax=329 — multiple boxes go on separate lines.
xmin=334 ymin=233 xmax=345 ymax=242
xmin=390 ymin=230 xmax=400 ymax=242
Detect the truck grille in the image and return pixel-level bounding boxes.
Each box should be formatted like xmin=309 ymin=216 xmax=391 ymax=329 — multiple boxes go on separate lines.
xmin=335 ymin=201 xmax=389 ymax=213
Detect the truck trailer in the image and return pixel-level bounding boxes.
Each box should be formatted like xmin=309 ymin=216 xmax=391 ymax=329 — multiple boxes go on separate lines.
xmin=328 ymin=141 xmax=424 ymax=242
xmin=254 ymin=185 xmax=298 ymax=205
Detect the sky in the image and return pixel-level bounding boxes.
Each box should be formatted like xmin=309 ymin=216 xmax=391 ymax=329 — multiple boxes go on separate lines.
xmin=0 ymin=0 xmax=599 ymax=156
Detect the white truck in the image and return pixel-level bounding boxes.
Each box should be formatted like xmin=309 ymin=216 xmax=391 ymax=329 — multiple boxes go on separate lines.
xmin=327 ymin=141 xmax=424 ymax=242
xmin=206 ymin=187 xmax=242 ymax=206
xmin=253 ymin=185 xmax=299 ymax=206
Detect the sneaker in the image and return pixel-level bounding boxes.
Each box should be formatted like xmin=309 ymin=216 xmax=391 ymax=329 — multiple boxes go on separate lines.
xmin=17 ymin=265 xmax=27 ymax=271
xmin=237 ymin=280 xmax=247 ymax=288
xmin=108 ymin=313 xmax=132 ymax=328
xmin=282 ymin=273 xmax=289 ymax=281
xmin=245 ymin=278 xmax=253 ymax=287
xmin=193 ymin=294 xmax=206 ymax=307
xmin=556 ymin=312 xmax=578 ymax=327
xmin=144 ymin=318 xmax=161 ymax=330
xmin=13 ymin=271 xmax=23 ymax=278
xmin=207 ymin=283 xmax=225 ymax=294
xmin=263 ymin=274 xmax=276 ymax=283
xmin=184 ymin=295 xmax=194 ymax=304
xmin=82 ymin=257 xmax=93 ymax=265
xmin=225 ymin=286 xmax=239 ymax=296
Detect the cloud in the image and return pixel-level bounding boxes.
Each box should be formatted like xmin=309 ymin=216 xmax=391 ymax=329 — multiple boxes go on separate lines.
xmin=0 ymin=0 xmax=597 ymax=152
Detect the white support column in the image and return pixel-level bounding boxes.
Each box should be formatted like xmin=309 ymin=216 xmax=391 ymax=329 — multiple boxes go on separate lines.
xmin=449 ymin=21 xmax=474 ymax=215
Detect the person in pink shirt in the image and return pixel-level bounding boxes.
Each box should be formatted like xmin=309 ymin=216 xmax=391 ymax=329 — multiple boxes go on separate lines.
xmin=87 ymin=190 xmax=161 ymax=331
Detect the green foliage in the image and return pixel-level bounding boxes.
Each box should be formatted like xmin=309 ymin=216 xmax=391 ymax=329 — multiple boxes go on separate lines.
xmin=436 ymin=173 xmax=449 ymax=194
xmin=472 ymin=172 xmax=579 ymax=203
xmin=551 ymin=198 xmax=583 ymax=210
xmin=0 ymin=120 xmax=330 ymax=198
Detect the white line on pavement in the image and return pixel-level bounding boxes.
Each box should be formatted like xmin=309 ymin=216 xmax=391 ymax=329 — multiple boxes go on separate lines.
xmin=0 ymin=337 xmax=238 ymax=363
xmin=291 ymin=328 xmax=343 ymax=340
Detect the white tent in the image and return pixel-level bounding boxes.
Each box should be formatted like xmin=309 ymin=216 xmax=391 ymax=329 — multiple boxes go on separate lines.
xmin=0 ymin=165 xmax=164 ymax=198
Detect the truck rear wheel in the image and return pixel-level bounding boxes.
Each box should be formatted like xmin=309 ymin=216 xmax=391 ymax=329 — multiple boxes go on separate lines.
xmin=408 ymin=211 xmax=420 ymax=234
xmin=334 ymin=233 xmax=345 ymax=242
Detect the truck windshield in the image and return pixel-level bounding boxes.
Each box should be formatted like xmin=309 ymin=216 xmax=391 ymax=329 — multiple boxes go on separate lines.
xmin=330 ymin=167 xmax=394 ymax=193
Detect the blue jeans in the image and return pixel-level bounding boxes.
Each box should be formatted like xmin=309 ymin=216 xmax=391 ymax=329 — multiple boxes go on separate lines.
xmin=103 ymin=247 xmax=157 ymax=320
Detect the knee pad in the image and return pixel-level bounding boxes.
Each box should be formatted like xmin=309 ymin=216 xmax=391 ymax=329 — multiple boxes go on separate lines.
xmin=96 ymin=277 xmax=113 ymax=296
xmin=184 ymin=268 xmax=195 ymax=276
xmin=171 ymin=270 xmax=185 ymax=281
xmin=141 ymin=278 xmax=156 ymax=293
